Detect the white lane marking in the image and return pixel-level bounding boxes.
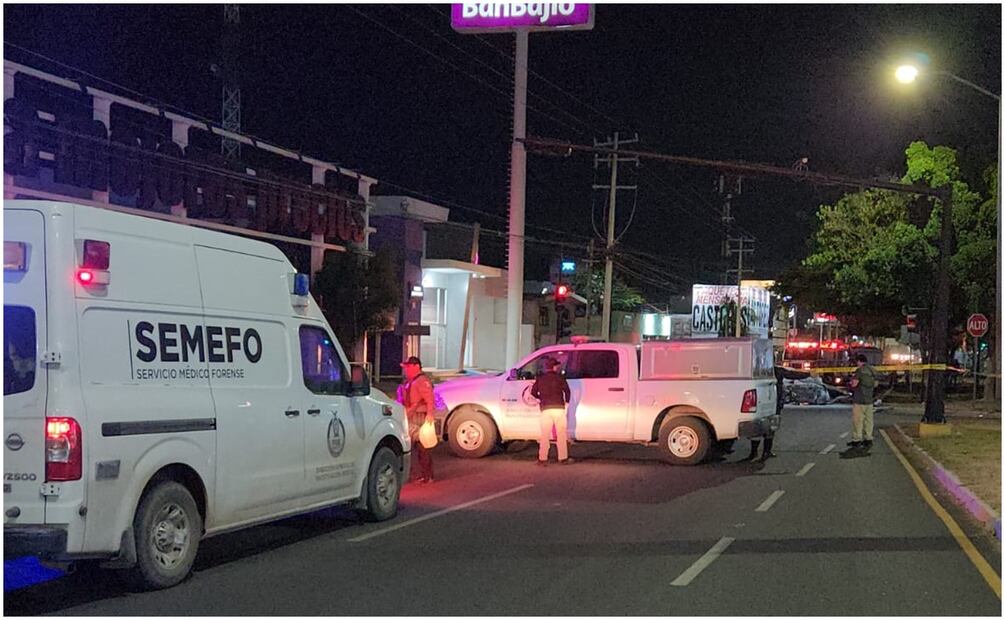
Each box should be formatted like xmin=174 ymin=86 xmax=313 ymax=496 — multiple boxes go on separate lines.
xmin=820 ymin=444 xmax=836 ymax=455
xmin=795 ymin=462 xmax=816 ymax=477
xmin=670 ymin=536 xmax=735 ymax=586
xmin=349 ymin=484 xmax=534 ymax=542
xmin=755 ymin=490 xmax=785 ymax=512
xmin=839 ymin=432 xmax=849 ymax=439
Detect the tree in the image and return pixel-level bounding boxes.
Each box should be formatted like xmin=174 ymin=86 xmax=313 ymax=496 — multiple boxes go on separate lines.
xmin=570 ymin=266 xmax=646 ymax=312
xmin=777 ymin=142 xmax=996 ymax=346
xmin=313 ymin=247 xmax=400 ymax=357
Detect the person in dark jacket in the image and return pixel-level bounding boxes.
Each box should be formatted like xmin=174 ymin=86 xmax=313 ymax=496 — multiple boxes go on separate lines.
xmin=531 ymin=357 xmax=572 ymax=465
xmin=743 ymin=365 xmax=809 ymax=461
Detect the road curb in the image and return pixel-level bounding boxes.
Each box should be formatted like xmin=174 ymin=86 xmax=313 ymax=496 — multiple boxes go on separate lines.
xmin=890 ymin=424 xmax=1001 ymax=541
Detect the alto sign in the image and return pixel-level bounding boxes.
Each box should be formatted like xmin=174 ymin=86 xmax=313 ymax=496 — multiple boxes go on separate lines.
xmin=451 ymin=3 xmax=594 ymax=32
xmin=967 ymin=313 xmax=989 ymax=338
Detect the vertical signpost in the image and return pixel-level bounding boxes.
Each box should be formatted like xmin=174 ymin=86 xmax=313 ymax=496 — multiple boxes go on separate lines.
xmin=967 ymin=313 xmax=989 ymax=401
xmin=451 ymin=3 xmax=595 ymax=368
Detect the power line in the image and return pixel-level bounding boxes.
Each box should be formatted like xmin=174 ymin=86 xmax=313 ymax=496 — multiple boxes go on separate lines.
xmin=343 ymin=6 xmax=586 ymax=137
xmin=389 ymin=5 xmax=595 ymax=137
xmin=422 ymin=5 xmax=627 ymax=130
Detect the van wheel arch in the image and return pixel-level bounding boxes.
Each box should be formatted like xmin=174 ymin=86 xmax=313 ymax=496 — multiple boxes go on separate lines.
xmin=140 ymin=464 xmax=208 ymax=530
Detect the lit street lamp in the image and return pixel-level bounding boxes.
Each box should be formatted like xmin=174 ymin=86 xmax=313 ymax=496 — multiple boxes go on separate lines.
xmin=893 ymin=56 xmax=1002 ymax=414
xmin=894 ymin=63 xmax=1000 ymax=101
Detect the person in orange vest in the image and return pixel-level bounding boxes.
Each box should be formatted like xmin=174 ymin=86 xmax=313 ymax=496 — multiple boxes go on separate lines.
xmin=399 ymin=356 xmax=436 ymax=483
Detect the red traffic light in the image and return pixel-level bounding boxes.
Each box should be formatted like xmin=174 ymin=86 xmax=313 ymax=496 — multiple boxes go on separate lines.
xmin=555 ymin=284 xmax=570 ymax=300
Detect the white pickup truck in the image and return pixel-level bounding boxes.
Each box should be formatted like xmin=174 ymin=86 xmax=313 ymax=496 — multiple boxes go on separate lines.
xmin=433 ymin=338 xmax=777 ymax=465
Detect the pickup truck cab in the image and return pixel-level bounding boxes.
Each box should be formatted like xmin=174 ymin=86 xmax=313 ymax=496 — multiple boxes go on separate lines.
xmin=4 ymin=200 xmax=411 ymax=589
xmin=434 ymin=338 xmax=777 ymax=465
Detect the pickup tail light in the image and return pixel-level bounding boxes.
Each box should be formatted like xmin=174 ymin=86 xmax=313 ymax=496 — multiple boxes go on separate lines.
xmin=46 ymin=417 xmax=82 ymax=481
xmin=740 ymin=389 xmax=758 ymax=413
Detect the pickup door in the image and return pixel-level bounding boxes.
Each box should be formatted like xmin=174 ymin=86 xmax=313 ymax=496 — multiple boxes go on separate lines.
xmin=502 ymin=347 xmax=632 ymax=441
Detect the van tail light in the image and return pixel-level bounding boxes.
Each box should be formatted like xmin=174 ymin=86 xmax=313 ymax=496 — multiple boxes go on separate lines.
xmin=740 ymin=389 xmax=758 ymax=413
xmin=45 ymin=417 xmax=82 ymax=481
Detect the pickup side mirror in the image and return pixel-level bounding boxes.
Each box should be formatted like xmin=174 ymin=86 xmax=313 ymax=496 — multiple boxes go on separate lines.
xmin=508 ymin=368 xmax=519 ymax=380
xmin=349 ymin=367 xmax=371 ymax=397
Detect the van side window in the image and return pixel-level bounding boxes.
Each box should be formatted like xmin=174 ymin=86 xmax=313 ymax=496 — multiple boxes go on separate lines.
xmin=298 ymin=326 xmax=346 ymax=394
xmin=4 ymin=305 xmax=36 ymax=396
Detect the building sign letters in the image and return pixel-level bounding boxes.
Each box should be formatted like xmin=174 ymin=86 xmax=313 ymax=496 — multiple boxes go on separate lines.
xmin=4 ymin=79 xmax=365 ymax=245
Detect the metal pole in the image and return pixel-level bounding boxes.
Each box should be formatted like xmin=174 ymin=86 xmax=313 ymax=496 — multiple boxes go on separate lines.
xmin=458 ymin=223 xmax=480 ymax=371
xmin=938 ymin=71 xmax=1001 ymax=101
xmin=601 ymin=132 xmax=619 ymax=341
xmin=973 ymin=336 xmax=980 ymax=402
xmin=735 ymin=238 xmax=743 ymax=337
xmin=924 ymin=192 xmax=953 ymax=423
xmin=504 ymin=30 xmax=529 ymax=369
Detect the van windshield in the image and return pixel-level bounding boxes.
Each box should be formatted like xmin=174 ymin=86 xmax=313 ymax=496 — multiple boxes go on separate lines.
xmin=4 ymin=305 xmax=36 ymax=396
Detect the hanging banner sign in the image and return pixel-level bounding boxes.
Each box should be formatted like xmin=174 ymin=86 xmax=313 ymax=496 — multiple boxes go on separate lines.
xmin=690 ymin=284 xmax=771 ymax=339
xmin=451 ymin=3 xmax=594 ymax=32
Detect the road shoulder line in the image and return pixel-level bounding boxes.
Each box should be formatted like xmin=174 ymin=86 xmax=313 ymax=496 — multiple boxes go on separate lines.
xmin=349 ymin=484 xmax=535 ymax=542
xmin=880 ymin=429 xmax=1000 ymax=599
xmin=670 ymin=537 xmax=735 ymax=586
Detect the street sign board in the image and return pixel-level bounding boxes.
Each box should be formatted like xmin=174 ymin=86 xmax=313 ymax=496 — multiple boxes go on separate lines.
xmin=967 ymin=313 xmax=989 ymax=338
xmin=451 ymin=3 xmax=594 ymax=33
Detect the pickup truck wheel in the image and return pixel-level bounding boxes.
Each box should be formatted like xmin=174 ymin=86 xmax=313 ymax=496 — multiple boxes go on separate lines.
xmin=658 ymin=417 xmax=711 ymax=466
xmin=363 ymin=447 xmax=402 ymax=522
xmin=128 ymin=481 xmax=201 ymax=590
xmin=447 ymin=409 xmax=497 ymax=459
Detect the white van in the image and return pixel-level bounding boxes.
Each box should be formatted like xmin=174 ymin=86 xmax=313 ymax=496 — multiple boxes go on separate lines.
xmin=3 ymin=200 xmax=411 ymax=589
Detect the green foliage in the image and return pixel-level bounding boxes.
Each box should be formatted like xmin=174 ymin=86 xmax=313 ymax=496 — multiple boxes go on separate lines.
xmin=313 ymin=247 xmax=401 ymax=353
xmin=777 ymin=141 xmax=997 ymax=337
xmin=570 ymin=266 xmax=646 ymax=311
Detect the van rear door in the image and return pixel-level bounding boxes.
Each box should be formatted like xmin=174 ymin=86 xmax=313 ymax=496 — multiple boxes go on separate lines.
xmin=4 ymin=209 xmax=48 ymax=524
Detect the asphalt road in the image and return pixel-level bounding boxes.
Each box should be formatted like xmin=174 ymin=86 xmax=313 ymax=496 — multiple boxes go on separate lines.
xmin=5 ymin=406 xmax=1001 ymax=616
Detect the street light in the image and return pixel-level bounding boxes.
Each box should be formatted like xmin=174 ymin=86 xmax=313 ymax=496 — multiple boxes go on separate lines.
xmin=893 ymin=62 xmax=1000 ymax=101
xmin=892 ymin=55 xmax=1002 ymax=418
xmin=895 ymin=64 xmax=920 ymax=84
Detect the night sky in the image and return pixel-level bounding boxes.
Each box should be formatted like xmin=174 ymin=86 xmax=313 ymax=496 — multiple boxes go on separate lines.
xmin=4 ymin=3 xmax=1001 ymax=302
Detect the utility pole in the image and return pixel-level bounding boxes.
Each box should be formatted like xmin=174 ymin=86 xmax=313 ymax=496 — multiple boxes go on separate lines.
xmin=592 ymin=132 xmax=639 ymax=341
xmin=504 ymin=31 xmax=529 ymax=369
xmin=221 ymin=4 xmax=241 ymax=160
xmin=717 ymin=174 xmax=742 ymax=283
xmin=726 ymin=236 xmax=755 ymax=337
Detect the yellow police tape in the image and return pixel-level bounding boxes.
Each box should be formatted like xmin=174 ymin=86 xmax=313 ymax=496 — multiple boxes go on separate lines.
xmin=797 ymin=364 xmax=954 ymax=375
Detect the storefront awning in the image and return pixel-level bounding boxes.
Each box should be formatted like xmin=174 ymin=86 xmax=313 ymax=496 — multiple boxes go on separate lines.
xmin=421 ymin=259 xmax=503 ymax=279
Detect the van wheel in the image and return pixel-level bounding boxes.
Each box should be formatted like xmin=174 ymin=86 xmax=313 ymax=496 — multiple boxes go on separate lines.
xmin=447 ymin=409 xmax=497 ymax=459
xmin=364 ymin=447 xmax=402 ymax=522
xmin=658 ymin=417 xmax=711 ymax=466
xmin=129 ymin=481 xmax=201 ymax=590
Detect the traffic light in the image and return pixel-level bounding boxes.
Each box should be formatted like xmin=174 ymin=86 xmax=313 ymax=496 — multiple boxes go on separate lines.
xmin=558 ymin=306 xmax=572 ymax=339
xmin=555 ymin=284 xmax=570 ymax=302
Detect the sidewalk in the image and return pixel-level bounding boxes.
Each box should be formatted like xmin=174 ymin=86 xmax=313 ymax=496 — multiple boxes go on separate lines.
xmin=889 ymin=417 xmax=1001 ymax=540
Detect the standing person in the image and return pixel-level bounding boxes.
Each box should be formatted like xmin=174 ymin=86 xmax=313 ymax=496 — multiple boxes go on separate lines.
xmin=531 ymin=357 xmax=573 ymax=465
xmin=399 ymin=356 xmax=436 ymax=483
xmin=743 ymin=365 xmax=808 ymax=462
xmin=847 ymin=353 xmax=877 ymax=451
